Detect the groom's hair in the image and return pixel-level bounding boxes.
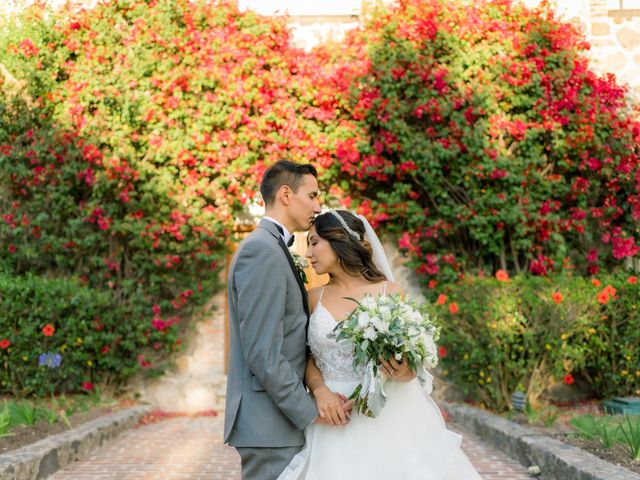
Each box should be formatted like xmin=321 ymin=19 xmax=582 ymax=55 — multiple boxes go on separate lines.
xmin=260 ymin=160 xmax=317 ymax=208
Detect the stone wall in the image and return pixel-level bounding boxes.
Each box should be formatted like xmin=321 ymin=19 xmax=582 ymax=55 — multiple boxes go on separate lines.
xmin=588 ymin=1 xmax=640 ymax=99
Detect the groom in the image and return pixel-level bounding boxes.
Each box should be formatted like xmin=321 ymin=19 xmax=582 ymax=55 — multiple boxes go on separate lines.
xmin=225 ymin=160 xmax=326 ymax=479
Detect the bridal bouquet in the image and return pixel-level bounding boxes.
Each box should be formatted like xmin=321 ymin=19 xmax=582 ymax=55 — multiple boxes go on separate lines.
xmin=330 ymin=294 xmax=439 ymax=417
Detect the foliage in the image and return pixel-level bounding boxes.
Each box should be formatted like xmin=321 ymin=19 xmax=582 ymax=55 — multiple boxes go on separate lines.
xmin=570 ymin=414 xmax=621 ymax=449
xmin=326 ymin=0 xmax=640 ymax=285
xmin=619 ymin=414 xmax=640 ymax=461
xmin=571 ymin=413 xmax=640 ymax=460
xmin=0 ymin=273 xmax=154 ymax=396
xmin=431 ymin=272 xmax=640 ymax=411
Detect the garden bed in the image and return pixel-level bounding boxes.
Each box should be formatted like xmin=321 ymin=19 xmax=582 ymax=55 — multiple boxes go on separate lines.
xmin=0 ymin=396 xmax=133 ymax=455
xmin=506 ymin=400 xmax=640 ymax=475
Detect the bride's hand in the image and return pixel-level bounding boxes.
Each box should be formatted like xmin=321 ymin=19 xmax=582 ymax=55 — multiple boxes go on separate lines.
xmin=313 ymin=385 xmax=351 ymax=425
xmin=380 ymin=356 xmax=416 ymax=383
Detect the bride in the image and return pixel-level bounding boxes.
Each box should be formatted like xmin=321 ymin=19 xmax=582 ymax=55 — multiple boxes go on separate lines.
xmin=278 ymin=209 xmax=483 ymax=480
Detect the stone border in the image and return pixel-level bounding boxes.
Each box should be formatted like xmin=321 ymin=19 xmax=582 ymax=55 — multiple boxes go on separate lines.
xmin=0 ymin=405 xmax=150 ymax=480
xmin=443 ymin=401 xmax=640 ymax=480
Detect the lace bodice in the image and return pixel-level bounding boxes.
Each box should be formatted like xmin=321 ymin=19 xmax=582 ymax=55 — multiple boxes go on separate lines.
xmin=307 ymin=301 xmax=364 ymax=383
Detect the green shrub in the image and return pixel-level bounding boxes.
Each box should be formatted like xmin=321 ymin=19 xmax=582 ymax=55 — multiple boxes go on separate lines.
xmin=433 ymin=272 xmax=640 ymax=411
xmin=0 ymin=273 xmax=154 ymax=396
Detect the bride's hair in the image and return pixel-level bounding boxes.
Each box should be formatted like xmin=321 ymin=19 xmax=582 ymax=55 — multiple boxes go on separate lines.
xmin=312 ymin=210 xmax=386 ymax=281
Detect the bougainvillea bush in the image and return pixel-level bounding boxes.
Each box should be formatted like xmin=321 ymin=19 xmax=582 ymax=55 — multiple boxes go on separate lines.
xmin=330 ymin=0 xmax=640 ymax=286
xmin=0 ymin=0 xmax=345 ymax=393
xmin=432 ymin=271 xmax=640 ymax=411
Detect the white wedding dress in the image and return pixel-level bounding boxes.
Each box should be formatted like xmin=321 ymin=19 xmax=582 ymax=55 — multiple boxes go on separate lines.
xmin=278 ymin=289 xmax=483 ymax=480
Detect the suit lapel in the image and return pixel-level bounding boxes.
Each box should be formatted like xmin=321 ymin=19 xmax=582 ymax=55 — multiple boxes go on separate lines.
xmin=259 ymin=219 xmax=310 ymax=318
xmin=276 ymin=237 xmax=310 ymax=317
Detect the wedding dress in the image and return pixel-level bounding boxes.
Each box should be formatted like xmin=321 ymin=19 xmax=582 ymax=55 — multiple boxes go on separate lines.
xmin=278 ymin=288 xmax=483 ymax=480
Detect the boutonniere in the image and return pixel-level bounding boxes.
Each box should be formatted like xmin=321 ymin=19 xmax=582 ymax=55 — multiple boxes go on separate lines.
xmin=290 ymin=251 xmax=308 ymax=284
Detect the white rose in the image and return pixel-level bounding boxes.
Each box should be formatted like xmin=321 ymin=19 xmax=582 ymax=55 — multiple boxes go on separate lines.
xmin=379 ymin=306 xmax=392 ymax=323
xmin=357 ymin=312 xmax=371 ymax=330
xmin=363 ymin=326 xmax=377 ymax=341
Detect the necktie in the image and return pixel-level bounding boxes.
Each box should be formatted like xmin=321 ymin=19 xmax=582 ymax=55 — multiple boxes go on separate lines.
xmin=274 ymin=223 xmax=295 ymax=247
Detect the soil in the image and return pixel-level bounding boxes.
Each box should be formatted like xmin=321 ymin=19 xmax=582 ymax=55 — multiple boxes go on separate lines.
xmin=0 ymin=405 xmax=117 ymax=456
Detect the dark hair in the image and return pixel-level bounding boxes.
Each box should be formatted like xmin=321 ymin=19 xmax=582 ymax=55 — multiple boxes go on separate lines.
xmin=312 ymin=210 xmax=386 ymax=281
xmin=260 ymin=160 xmax=318 ymax=208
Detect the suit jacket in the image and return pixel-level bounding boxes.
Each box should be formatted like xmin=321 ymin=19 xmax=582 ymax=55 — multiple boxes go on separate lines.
xmin=224 ymin=219 xmax=318 ymax=447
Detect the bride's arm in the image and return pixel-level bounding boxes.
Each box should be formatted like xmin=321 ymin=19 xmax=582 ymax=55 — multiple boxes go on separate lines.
xmin=306 ymin=356 xmax=351 ymax=425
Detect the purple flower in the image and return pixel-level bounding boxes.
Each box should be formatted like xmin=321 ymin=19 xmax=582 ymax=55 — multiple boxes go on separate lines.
xmin=39 ymin=352 xmax=62 ymax=368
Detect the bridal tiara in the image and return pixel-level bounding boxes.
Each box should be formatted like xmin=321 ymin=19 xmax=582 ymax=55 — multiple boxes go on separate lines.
xmin=328 ymin=210 xmax=361 ymax=241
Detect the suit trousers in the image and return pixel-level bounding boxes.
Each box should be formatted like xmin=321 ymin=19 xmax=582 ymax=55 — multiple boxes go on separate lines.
xmin=236 ymin=446 xmax=301 ymax=480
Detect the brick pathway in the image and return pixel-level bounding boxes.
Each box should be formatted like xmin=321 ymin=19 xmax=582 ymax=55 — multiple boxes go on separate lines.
xmin=50 ymin=415 xmax=531 ymax=480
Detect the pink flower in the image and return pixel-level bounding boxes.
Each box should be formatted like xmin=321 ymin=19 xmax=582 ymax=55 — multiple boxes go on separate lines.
xmin=398 ymin=232 xmax=412 ymax=250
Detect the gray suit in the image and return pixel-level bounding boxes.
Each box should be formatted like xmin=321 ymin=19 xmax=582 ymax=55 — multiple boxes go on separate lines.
xmin=225 ymin=219 xmax=318 ymax=478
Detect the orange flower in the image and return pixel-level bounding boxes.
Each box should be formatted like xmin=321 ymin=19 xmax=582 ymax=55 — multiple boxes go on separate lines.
xmin=42 ymin=324 xmax=55 ymax=337
xmin=596 ymin=291 xmax=609 ymax=304
xmin=627 ymin=276 xmax=638 ymax=284
xmin=448 ymin=302 xmax=459 ymax=314
xmin=436 ymin=294 xmax=447 ymax=305
xmin=428 ymin=280 xmax=437 ymax=289
xmin=495 ymin=269 xmax=509 ymax=282
xmin=551 ymin=291 xmax=563 ymax=304
xmin=603 ymin=285 xmax=617 ymax=297
xmin=591 ymin=278 xmax=601 ymax=287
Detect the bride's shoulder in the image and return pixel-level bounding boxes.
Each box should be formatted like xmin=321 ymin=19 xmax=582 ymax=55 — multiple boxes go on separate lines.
xmin=307 ymin=286 xmax=326 ymax=309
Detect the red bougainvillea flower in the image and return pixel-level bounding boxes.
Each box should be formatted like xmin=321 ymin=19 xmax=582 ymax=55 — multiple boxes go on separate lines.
xmin=82 ymin=382 xmax=94 ymax=391
xmin=0 ymin=339 xmax=10 ymax=349
xmin=551 ymin=291 xmax=563 ymax=304
xmin=627 ymin=276 xmax=638 ymax=284
xmin=448 ymin=302 xmax=459 ymax=314
xmin=495 ymin=269 xmax=509 ymax=282
xmin=42 ymin=324 xmax=55 ymax=336
xmin=19 ymin=38 xmax=39 ymax=57
xmin=563 ymin=373 xmax=575 ymax=385
xmin=438 ymin=345 xmax=447 ymax=358
xmin=436 ymin=294 xmax=447 ymax=305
